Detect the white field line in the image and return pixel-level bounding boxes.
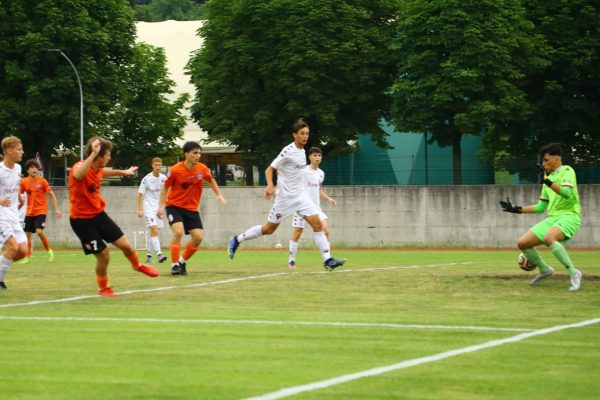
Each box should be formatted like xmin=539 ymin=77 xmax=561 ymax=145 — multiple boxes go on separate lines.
xmin=0 ymin=262 xmax=476 ymax=309
xmin=242 ymin=317 xmax=600 ymax=400
xmin=0 ymin=315 xmax=531 ymax=333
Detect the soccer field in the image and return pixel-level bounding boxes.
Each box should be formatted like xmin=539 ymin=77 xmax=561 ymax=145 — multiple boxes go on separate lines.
xmin=0 ymin=249 xmax=598 ymax=399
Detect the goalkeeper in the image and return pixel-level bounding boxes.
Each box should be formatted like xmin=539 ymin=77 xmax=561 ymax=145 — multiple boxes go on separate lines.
xmin=500 ymin=143 xmax=582 ymax=291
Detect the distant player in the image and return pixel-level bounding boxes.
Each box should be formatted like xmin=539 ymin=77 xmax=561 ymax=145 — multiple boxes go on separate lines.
xmin=157 ymin=141 xmax=227 ymax=276
xmin=0 ymin=136 xmax=28 ymax=290
xmin=19 ymin=159 xmax=63 ymax=264
xmin=137 ymin=157 xmax=168 ymax=263
xmin=287 ymin=147 xmax=337 ymax=269
xmin=69 ymin=137 xmax=159 ymax=296
xmin=500 ymin=143 xmax=582 ymax=291
xmin=228 ymin=119 xmax=345 ymax=271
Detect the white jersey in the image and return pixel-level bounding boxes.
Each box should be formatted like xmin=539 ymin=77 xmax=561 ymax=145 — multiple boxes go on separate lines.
xmin=304 ymin=166 xmax=324 ymax=209
xmin=270 ymin=143 xmax=307 ymax=197
xmin=0 ymin=162 xmax=22 ymax=224
xmin=138 ymin=172 xmax=167 ymax=212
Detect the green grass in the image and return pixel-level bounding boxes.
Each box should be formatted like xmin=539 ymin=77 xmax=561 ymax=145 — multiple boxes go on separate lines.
xmin=1 ymin=249 xmax=598 ymax=399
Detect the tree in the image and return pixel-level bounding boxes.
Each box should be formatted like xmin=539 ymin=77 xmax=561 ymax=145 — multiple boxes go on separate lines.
xmin=134 ymin=0 xmax=205 ymax=22
xmin=482 ymin=0 xmax=600 ymax=174
xmin=98 ymin=43 xmax=189 ymax=172
xmin=0 ymin=0 xmax=186 ymax=173
xmin=186 ymin=0 xmax=400 ymax=160
xmin=391 ymin=0 xmax=547 ymax=184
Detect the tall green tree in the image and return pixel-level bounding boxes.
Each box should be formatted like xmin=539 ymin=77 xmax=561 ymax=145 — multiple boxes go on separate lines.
xmin=186 ymin=0 xmax=399 ymax=160
xmin=135 ymin=0 xmax=205 ymax=22
xmin=101 ymin=43 xmax=189 ymax=170
xmin=391 ymin=0 xmax=547 ymax=184
xmin=483 ymin=0 xmax=600 ymax=173
xmin=0 ymin=0 xmax=186 ymax=172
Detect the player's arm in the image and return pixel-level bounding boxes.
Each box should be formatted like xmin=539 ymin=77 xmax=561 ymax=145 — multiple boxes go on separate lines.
xmin=537 ymin=164 xmax=574 ymax=199
xmin=499 ymin=197 xmax=548 ymax=214
xmin=47 ymin=191 xmax=63 ymax=218
xmin=208 ymin=179 xmax=227 ymax=205
xmin=157 ymin=185 xmax=169 ymax=219
xmin=73 ymin=139 xmax=101 ymax=180
xmin=264 ymin=165 xmax=276 ymax=200
xmin=104 ymin=166 xmax=139 ymax=178
xmin=136 ymin=192 xmax=144 ymax=217
xmin=319 ymin=186 xmax=336 ymax=206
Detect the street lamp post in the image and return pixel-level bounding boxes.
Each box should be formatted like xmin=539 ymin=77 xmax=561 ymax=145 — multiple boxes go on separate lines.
xmin=48 ymin=49 xmax=84 ymax=160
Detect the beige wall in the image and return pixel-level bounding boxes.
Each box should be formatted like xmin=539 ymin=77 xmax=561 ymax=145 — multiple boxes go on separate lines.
xmin=44 ymin=185 xmax=600 ymax=249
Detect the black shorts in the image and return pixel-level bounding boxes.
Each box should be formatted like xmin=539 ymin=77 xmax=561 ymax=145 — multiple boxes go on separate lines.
xmin=24 ymin=215 xmax=47 ymax=233
xmin=70 ymin=211 xmax=124 ymax=255
xmin=165 ymin=206 xmax=203 ymax=234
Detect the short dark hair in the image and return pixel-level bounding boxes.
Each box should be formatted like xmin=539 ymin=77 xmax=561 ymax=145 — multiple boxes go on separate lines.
xmin=292 ymin=119 xmax=309 ymax=133
xmin=308 ymin=147 xmax=322 ymax=155
xmin=539 ymin=143 xmax=562 ymax=157
xmin=24 ymin=159 xmax=40 ymax=170
xmin=183 ymin=141 xmax=201 ymax=155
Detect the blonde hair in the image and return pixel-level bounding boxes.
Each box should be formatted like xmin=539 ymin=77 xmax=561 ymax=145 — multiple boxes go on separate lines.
xmin=1 ymin=136 xmax=22 ymax=153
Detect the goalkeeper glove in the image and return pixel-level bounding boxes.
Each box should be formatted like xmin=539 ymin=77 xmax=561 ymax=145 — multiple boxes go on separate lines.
xmin=537 ymin=164 xmax=553 ymax=187
xmin=500 ymin=197 xmax=522 ymax=214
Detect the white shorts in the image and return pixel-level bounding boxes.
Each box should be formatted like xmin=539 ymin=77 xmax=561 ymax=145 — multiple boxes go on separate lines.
xmin=0 ymin=219 xmax=27 ymax=247
xmin=267 ymin=193 xmax=320 ymax=225
xmin=292 ymin=210 xmax=327 ymax=229
xmin=143 ymin=207 xmax=164 ymax=228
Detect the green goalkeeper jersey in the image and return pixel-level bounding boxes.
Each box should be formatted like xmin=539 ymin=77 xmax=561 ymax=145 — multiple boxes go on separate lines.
xmin=540 ymin=165 xmax=581 ymax=217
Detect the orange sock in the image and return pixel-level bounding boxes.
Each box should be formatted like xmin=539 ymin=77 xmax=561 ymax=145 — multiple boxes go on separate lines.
xmin=182 ymin=242 xmax=199 ymax=262
xmin=127 ymin=252 xmax=140 ymax=270
xmin=27 ymin=240 xmax=32 ymax=257
xmin=40 ymin=236 xmax=51 ymax=252
xmin=170 ymin=244 xmax=181 ymax=264
xmin=96 ymin=274 xmax=109 ymax=290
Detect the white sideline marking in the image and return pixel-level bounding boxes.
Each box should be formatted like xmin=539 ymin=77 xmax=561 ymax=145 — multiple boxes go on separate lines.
xmin=0 ymin=262 xmax=475 ymax=309
xmin=0 ymin=315 xmax=531 ymax=333
xmin=242 ymin=317 xmax=600 ymax=400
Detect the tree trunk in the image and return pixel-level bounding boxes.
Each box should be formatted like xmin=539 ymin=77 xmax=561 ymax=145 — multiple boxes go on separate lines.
xmin=452 ymin=131 xmax=462 ymax=185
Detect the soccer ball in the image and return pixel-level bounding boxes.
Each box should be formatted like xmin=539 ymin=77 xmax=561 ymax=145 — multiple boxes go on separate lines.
xmin=517 ymin=253 xmax=537 ymax=271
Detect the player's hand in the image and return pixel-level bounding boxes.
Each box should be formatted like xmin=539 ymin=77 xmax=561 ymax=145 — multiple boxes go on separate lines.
xmin=499 ymin=197 xmax=522 ymax=214
xmin=156 ymin=208 xmax=163 ymax=219
xmin=329 ymin=198 xmax=337 ymax=207
xmin=90 ymin=139 xmax=101 ymax=155
xmin=0 ymin=197 xmax=10 ymax=207
xmin=122 ymin=166 xmax=139 ymax=176
xmin=137 ymin=210 xmax=144 ymax=218
xmin=56 ymin=210 xmax=63 ymax=219
xmin=217 ymin=195 xmax=228 ymax=206
xmin=265 ymin=184 xmax=275 ymax=200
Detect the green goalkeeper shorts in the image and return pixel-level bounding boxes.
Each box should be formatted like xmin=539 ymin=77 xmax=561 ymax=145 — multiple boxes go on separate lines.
xmin=531 ymin=214 xmax=581 ymax=242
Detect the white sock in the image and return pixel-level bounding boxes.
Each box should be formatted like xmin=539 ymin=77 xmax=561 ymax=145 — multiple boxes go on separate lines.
xmin=151 ymin=236 xmax=161 ymax=255
xmin=237 ymin=225 xmax=263 ymax=243
xmin=0 ymin=256 xmax=11 ymax=282
xmin=314 ymin=231 xmax=331 ymax=261
xmin=289 ymin=240 xmax=298 ymax=262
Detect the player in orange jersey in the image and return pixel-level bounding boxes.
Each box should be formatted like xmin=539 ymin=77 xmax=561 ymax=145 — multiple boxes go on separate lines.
xmin=18 ymin=159 xmax=63 ymax=264
xmin=69 ymin=137 xmax=159 ymax=296
xmin=157 ymin=141 xmax=227 ymax=275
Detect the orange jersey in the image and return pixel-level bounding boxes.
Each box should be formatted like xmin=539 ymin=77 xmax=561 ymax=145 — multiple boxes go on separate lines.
xmin=68 ymin=161 xmax=106 ymax=218
xmin=165 ymin=162 xmax=213 ymax=211
xmin=19 ymin=176 xmax=51 ymax=216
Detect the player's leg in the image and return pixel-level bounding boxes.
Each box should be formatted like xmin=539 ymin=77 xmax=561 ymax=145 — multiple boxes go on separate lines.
xmin=288 ymin=213 xmax=304 ymax=269
xmin=152 ymin=215 xmax=167 ymax=262
xmin=544 ymin=216 xmax=582 ymax=291
xmin=304 ymin=214 xmax=344 ymax=270
xmin=19 ymin=231 xmax=33 ymax=264
xmin=36 ymin=214 xmax=53 ymax=262
xmin=147 ymin=224 xmax=160 ymax=262
xmin=0 ymin=228 xmax=27 ymax=289
xmin=176 ymin=211 xmax=204 ymax=275
xmin=92 ymin=248 xmax=114 ymax=295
